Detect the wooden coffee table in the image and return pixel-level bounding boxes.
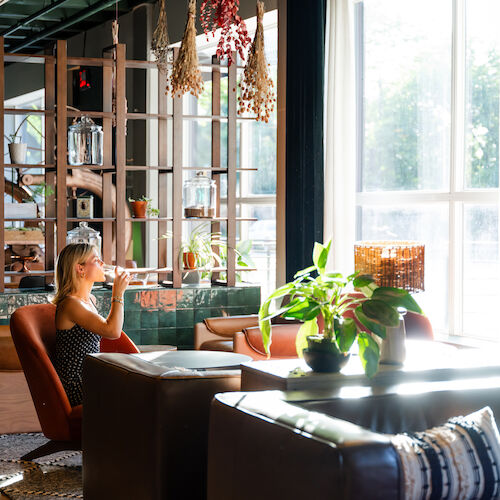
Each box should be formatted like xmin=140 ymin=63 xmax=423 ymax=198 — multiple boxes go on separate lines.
xmin=241 ymin=340 xmax=500 ymax=391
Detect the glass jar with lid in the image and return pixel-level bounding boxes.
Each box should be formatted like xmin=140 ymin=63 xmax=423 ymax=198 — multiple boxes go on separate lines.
xmin=68 ymin=115 xmax=104 ymax=166
xmin=66 ymin=222 xmax=102 ymax=255
xmin=183 ymin=171 xmax=216 ymax=218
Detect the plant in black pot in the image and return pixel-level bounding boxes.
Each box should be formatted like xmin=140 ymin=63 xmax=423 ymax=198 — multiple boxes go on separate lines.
xmin=259 ymin=241 xmax=424 ymax=377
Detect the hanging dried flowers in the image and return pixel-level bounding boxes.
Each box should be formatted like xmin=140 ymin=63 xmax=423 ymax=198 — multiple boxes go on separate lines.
xmin=151 ymin=0 xmax=171 ymax=74
xmin=169 ymin=0 xmax=204 ymax=97
xmin=238 ymin=1 xmax=275 ymax=123
xmin=200 ymin=0 xmax=251 ymax=66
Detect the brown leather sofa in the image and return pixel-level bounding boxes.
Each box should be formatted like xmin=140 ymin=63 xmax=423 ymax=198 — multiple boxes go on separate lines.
xmin=194 ymin=314 xmax=260 ymax=351
xmin=208 ymin=377 xmax=500 ymax=499
xmin=82 ymin=352 xmax=241 ymax=500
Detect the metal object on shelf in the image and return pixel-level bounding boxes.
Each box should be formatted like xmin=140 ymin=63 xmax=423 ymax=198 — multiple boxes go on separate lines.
xmin=68 ymin=115 xmax=103 ymax=166
xmin=183 ymin=171 xmax=216 ymax=218
xmin=76 ymin=195 xmax=93 ymax=218
xmin=66 ymin=221 xmax=102 ymax=254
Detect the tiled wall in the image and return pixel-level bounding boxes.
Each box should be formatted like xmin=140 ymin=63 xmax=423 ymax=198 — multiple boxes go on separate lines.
xmin=0 ymin=285 xmax=261 ymax=349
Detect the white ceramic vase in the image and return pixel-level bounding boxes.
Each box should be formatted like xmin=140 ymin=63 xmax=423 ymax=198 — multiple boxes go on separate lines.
xmin=380 ymin=315 xmax=406 ymax=365
xmin=8 ymin=142 xmax=27 ymax=164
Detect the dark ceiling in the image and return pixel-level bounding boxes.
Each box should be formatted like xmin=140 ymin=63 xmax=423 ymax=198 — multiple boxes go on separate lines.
xmin=0 ymin=0 xmax=155 ymax=54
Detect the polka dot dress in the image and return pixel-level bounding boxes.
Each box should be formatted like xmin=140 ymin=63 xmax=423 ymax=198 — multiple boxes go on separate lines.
xmin=54 ymin=324 xmax=100 ymax=407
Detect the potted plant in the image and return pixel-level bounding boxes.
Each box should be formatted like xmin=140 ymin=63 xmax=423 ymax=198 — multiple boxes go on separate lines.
xmin=5 ymin=114 xmax=39 ymax=165
xmin=180 ymin=224 xmax=223 ymax=270
xmin=128 ymin=196 xmax=159 ymax=218
xmin=259 ymin=240 xmax=424 ymax=377
xmin=160 ymin=224 xmax=223 ymax=271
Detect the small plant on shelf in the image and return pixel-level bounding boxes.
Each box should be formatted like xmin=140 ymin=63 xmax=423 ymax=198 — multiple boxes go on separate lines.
xmin=161 ymin=224 xmax=223 ymax=270
xmin=218 ymin=239 xmax=254 ymax=281
xmin=25 ymin=182 xmax=55 ymax=203
xmin=128 ymin=196 xmax=159 ymax=218
xmin=4 ymin=114 xmax=42 ymax=164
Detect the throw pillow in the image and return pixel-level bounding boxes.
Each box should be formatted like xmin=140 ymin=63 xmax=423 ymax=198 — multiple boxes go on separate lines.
xmin=391 ymin=407 xmax=500 ymax=500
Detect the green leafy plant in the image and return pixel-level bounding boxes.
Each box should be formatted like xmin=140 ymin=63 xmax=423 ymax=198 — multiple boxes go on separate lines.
xmin=259 ymin=240 xmax=424 ymax=378
xmin=128 ymin=196 xmax=151 ymax=202
xmin=4 ymin=114 xmax=42 ymax=144
xmin=25 ymin=182 xmax=54 ymax=203
xmin=218 ymin=239 xmax=254 ymax=281
xmin=161 ymin=223 xmax=223 ymax=269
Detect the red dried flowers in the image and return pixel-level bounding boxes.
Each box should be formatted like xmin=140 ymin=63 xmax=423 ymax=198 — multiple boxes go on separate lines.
xmin=200 ymin=0 xmax=251 ymax=66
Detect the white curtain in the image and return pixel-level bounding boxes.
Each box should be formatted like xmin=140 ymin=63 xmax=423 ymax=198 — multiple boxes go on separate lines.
xmin=324 ymin=0 xmax=357 ymax=272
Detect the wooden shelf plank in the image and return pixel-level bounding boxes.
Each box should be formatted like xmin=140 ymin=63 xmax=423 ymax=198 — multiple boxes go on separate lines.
xmin=4 ymin=108 xmax=53 ymax=115
xmin=5 ymin=218 xmax=55 ymax=222
xmin=181 ymin=217 xmax=258 ymax=222
xmin=5 ymin=53 xmax=54 ymax=63
xmin=126 ymin=112 xmax=171 ymax=120
xmin=125 ymin=217 xmax=173 ymax=222
xmin=125 ymin=59 xmax=158 ymax=69
xmin=67 ymin=164 xmax=115 ymax=170
xmin=67 ymin=218 xmax=115 ymax=222
xmin=3 ymin=163 xmax=55 ymax=169
xmin=5 ymin=271 xmax=54 ymax=276
xmin=125 ymin=166 xmax=172 ymax=171
xmin=67 ymin=110 xmax=114 ymax=119
xmin=210 ymin=267 xmax=256 ymax=272
xmin=67 ymin=56 xmax=113 ymax=67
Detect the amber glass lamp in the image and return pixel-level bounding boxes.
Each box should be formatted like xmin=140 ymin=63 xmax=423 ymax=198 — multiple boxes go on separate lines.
xmin=354 ymin=241 xmax=425 ymax=293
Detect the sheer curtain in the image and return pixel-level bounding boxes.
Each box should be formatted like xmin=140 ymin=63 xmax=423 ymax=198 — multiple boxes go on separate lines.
xmin=324 ymin=0 xmax=357 ymax=272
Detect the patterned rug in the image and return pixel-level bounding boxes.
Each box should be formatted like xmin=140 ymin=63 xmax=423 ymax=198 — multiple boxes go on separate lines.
xmin=0 ymin=434 xmax=82 ymax=500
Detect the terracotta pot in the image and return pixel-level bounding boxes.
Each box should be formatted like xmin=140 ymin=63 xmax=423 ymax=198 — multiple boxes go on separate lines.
xmin=183 ymin=252 xmax=198 ymax=270
xmin=302 ymin=335 xmax=350 ymax=373
xmin=131 ymin=200 xmax=147 ymax=218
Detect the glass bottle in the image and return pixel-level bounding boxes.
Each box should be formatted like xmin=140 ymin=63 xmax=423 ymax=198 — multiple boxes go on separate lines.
xmin=68 ymin=115 xmax=104 ymax=166
xmin=183 ymin=171 xmax=216 ymax=218
xmin=66 ymin=222 xmax=102 ymax=255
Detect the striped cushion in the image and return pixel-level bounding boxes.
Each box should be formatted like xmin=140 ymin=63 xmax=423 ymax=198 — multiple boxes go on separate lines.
xmin=391 ymin=407 xmax=500 ymax=500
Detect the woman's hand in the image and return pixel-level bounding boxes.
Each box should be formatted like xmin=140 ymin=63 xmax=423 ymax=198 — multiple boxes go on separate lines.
xmin=112 ymin=267 xmax=131 ymax=297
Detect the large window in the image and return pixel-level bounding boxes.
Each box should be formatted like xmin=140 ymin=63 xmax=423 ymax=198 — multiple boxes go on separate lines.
xmin=356 ymin=0 xmax=500 ymax=339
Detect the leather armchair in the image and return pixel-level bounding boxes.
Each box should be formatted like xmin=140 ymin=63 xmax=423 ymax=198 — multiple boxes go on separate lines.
xmin=0 ymin=324 xmax=40 ymax=434
xmin=9 ymin=303 xmax=139 ymax=460
xmin=208 ymin=378 xmax=500 ymax=499
xmin=82 ymin=352 xmax=241 ymax=500
xmin=194 ymin=314 xmax=259 ymax=351
xmin=233 ymin=323 xmax=300 ymax=360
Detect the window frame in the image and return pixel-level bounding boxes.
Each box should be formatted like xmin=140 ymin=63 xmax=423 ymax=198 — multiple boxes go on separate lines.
xmin=354 ymin=0 xmax=499 ymax=339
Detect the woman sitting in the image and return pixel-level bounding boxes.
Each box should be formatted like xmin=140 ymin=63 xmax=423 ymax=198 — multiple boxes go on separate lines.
xmin=53 ymin=243 xmax=131 ymax=406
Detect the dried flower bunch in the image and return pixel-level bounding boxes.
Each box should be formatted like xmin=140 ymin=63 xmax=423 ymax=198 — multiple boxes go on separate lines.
xmin=200 ymin=0 xmax=251 ymax=66
xmin=169 ymin=0 xmax=204 ymax=97
xmin=238 ymin=1 xmax=275 ymax=122
xmin=151 ymin=0 xmax=171 ymax=74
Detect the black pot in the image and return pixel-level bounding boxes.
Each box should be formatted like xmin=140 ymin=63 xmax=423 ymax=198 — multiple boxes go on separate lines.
xmin=303 ymin=335 xmax=350 ymax=373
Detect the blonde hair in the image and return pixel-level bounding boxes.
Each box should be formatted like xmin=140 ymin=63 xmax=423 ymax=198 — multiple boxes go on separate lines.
xmin=52 ymin=243 xmax=96 ymax=306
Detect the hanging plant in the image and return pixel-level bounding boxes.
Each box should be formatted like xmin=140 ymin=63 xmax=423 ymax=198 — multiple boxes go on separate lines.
xmin=151 ymin=0 xmax=171 ymax=74
xmin=238 ymin=1 xmax=275 ymax=123
xmin=169 ymin=0 xmax=204 ymax=97
xmin=200 ymin=0 xmax=251 ymax=66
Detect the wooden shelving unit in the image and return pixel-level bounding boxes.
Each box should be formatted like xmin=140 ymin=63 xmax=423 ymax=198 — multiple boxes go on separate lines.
xmin=0 ymin=37 xmax=252 ymax=291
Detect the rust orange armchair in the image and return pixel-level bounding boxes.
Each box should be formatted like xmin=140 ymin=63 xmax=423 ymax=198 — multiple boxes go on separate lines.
xmin=10 ymin=303 xmax=139 ymax=461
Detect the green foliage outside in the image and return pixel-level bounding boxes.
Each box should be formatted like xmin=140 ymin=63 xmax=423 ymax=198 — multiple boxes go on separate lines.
xmin=363 ymin=48 xmax=499 ymax=191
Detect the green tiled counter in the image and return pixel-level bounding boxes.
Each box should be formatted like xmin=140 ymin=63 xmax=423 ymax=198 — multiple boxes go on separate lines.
xmin=0 ymin=285 xmax=261 ymax=349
